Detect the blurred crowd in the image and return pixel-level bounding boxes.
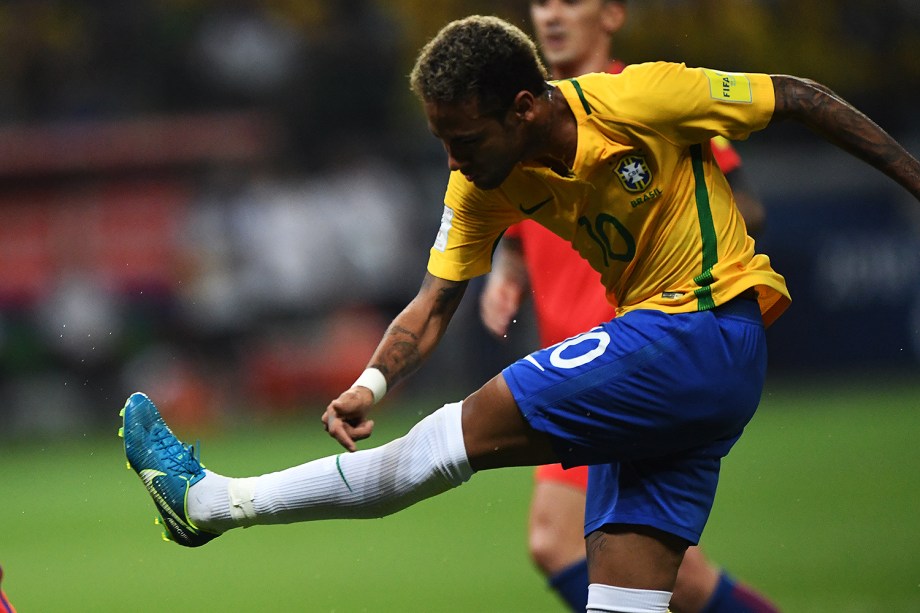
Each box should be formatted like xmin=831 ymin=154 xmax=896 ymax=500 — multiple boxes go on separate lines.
xmin=0 ymin=0 xmax=918 ymax=438
xmin=1 ymin=0 xmax=918 ymax=130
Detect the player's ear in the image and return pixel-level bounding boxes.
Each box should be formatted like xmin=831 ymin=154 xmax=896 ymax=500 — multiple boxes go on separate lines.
xmin=601 ymin=0 xmax=626 ymax=35
xmin=510 ymin=90 xmax=537 ymax=122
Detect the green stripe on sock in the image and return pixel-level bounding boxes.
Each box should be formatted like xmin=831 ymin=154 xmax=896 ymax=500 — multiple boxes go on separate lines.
xmin=335 ymin=455 xmax=353 ymax=492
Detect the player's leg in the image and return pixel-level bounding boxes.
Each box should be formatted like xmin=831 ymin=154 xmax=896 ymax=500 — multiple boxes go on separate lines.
xmin=581 ymin=451 xmax=723 ymax=613
xmin=582 ymin=440 xmax=776 ymax=612
xmin=557 ymin=298 xmax=767 ymax=611
xmin=586 ymin=524 xmax=687 ymax=610
xmin=525 ymin=482 xmax=778 ymax=613
xmin=529 ymin=465 xmax=590 ymax=611
xmin=121 ymin=373 xmax=558 ymax=544
xmin=425 ymin=375 xmax=707 ymax=612
xmin=467 ymin=349 xmax=693 ymax=610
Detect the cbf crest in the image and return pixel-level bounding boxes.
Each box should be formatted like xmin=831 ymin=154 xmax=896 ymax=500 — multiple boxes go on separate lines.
xmin=615 ymin=155 xmax=652 ymax=193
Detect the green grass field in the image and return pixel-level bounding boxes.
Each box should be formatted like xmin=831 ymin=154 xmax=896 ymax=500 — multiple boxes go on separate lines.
xmin=2 ymin=376 xmax=919 ymax=612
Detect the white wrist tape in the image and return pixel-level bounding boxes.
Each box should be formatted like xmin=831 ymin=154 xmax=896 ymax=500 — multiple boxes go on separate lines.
xmin=352 ymin=368 xmax=387 ymax=403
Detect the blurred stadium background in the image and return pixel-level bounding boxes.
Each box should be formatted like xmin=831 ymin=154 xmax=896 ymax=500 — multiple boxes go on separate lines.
xmin=0 ymin=1 xmax=918 ymax=611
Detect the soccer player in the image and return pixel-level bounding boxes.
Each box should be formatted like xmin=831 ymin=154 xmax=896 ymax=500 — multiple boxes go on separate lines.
xmin=122 ymin=16 xmax=920 ymax=613
xmin=478 ymin=1 xmax=777 ymax=610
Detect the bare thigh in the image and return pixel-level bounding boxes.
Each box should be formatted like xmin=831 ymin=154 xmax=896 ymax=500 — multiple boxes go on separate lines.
xmin=586 ymin=524 xmax=689 ymax=592
xmin=460 ymin=374 xmax=559 ymax=471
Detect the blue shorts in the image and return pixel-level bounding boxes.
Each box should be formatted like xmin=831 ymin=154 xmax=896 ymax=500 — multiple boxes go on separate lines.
xmin=502 ymin=297 xmax=766 ymax=544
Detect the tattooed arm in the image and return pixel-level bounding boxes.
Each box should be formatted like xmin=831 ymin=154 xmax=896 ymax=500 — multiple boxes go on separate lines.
xmin=770 ymin=75 xmax=920 ymax=200
xmin=369 ymin=273 xmax=468 ymax=387
xmin=323 ymin=272 xmax=468 ymax=450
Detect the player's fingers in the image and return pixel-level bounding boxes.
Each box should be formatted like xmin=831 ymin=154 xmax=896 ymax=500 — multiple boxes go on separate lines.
xmin=322 ymin=408 xmax=356 ymax=452
xmin=347 ymin=419 xmax=375 ymax=442
xmin=334 ymin=418 xmax=374 ymax=448
xmin=320 ymin=406 xmax=336 ymax=431
xmin=327 ymin=417 xmax=356 ymax=452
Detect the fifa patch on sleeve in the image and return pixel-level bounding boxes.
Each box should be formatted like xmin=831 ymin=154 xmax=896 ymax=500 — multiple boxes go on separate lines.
xmin=433 ymin=205 xmax=454 ymax=252
xmin=703 ymin=69 xmax=753 ymax=103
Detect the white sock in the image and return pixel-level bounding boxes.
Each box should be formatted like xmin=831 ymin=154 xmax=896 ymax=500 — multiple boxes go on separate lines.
xmin=188 ymin=402 xmax=472 ymax=533
xmin=187 ymin=471 xmax=230 ymax=532
xmin=586 ymin=584 xmax=672 ymax=613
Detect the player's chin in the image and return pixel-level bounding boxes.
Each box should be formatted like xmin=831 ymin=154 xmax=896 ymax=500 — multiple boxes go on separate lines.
xmin=471 ymin=177 xmax=500 ymax=190
xmin=470 ymin=169 xmax=511 ymax=191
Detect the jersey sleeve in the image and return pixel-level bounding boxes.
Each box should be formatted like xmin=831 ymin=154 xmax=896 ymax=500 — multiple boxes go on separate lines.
xmin=613 ymin=62 xmax=775 ymax=146
xmin=427 ymin=172 xmax=522 ymax=281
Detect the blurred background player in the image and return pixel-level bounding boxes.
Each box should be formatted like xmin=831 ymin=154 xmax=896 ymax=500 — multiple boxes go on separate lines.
xmin=479 ymin=1 xmax=777 ymax=611
xmin=0 ymin=565 xmax=16 ymax=613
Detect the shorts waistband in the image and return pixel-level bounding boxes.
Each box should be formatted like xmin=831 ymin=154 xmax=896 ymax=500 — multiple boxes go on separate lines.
xmin=713 ymin=288 xmax=761 ymax=319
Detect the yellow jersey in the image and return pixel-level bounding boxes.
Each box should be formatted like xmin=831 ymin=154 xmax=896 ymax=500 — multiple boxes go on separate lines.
xmin=428 ymin=62 xmax=791 ymax=327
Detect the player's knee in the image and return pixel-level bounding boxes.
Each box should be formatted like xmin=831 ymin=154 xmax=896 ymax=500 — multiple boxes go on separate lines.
xmin=528 ymin=516 xmax=584 ymax=575
xmin=528 ymin=524 xmax=561 ymax=573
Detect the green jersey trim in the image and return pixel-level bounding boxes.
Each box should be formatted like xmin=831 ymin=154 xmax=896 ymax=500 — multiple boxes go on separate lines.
xmin=690 ymin=144 xmax=717 ymax=311
xmin=567 ymin=79 xmax=592 ymax=115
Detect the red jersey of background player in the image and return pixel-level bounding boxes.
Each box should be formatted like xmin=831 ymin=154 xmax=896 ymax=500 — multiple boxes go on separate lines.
xmin=505 ymin=60 xmax=743 ymax=348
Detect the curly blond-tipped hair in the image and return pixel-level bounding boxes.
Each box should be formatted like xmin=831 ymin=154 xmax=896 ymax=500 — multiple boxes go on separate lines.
xmin=410 ymin=15 xmax=549 ymax=116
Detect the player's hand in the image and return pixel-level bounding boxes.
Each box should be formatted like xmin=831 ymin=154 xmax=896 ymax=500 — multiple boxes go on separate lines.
xmin=479 ymin=277 xmax=521 ymax=338
xmin=322 ymin=387 xmax=376 ymax=452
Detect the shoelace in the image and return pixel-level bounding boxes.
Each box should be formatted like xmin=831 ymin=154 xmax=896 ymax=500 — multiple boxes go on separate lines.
xmin=151 ymin=424 xmax=203 ymax=476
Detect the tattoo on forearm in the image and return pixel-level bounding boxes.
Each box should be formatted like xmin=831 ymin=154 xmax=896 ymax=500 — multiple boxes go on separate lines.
xmin=772 ymin=75 xmax=822 ymax=116
xmin=373 ymin=326 xmax=422 ymax=383
xmin=774 ymin=75 xmax=920 ymax=198
xmin=371 ymin=275 xmax=469 ymax=387
xmin=420 ymin=275 xmax=465 ymax=315
xmin=434 ymin=283 xmax=465 ymax=314
xmin=388 ymin=325 xmax=418 ymax=341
